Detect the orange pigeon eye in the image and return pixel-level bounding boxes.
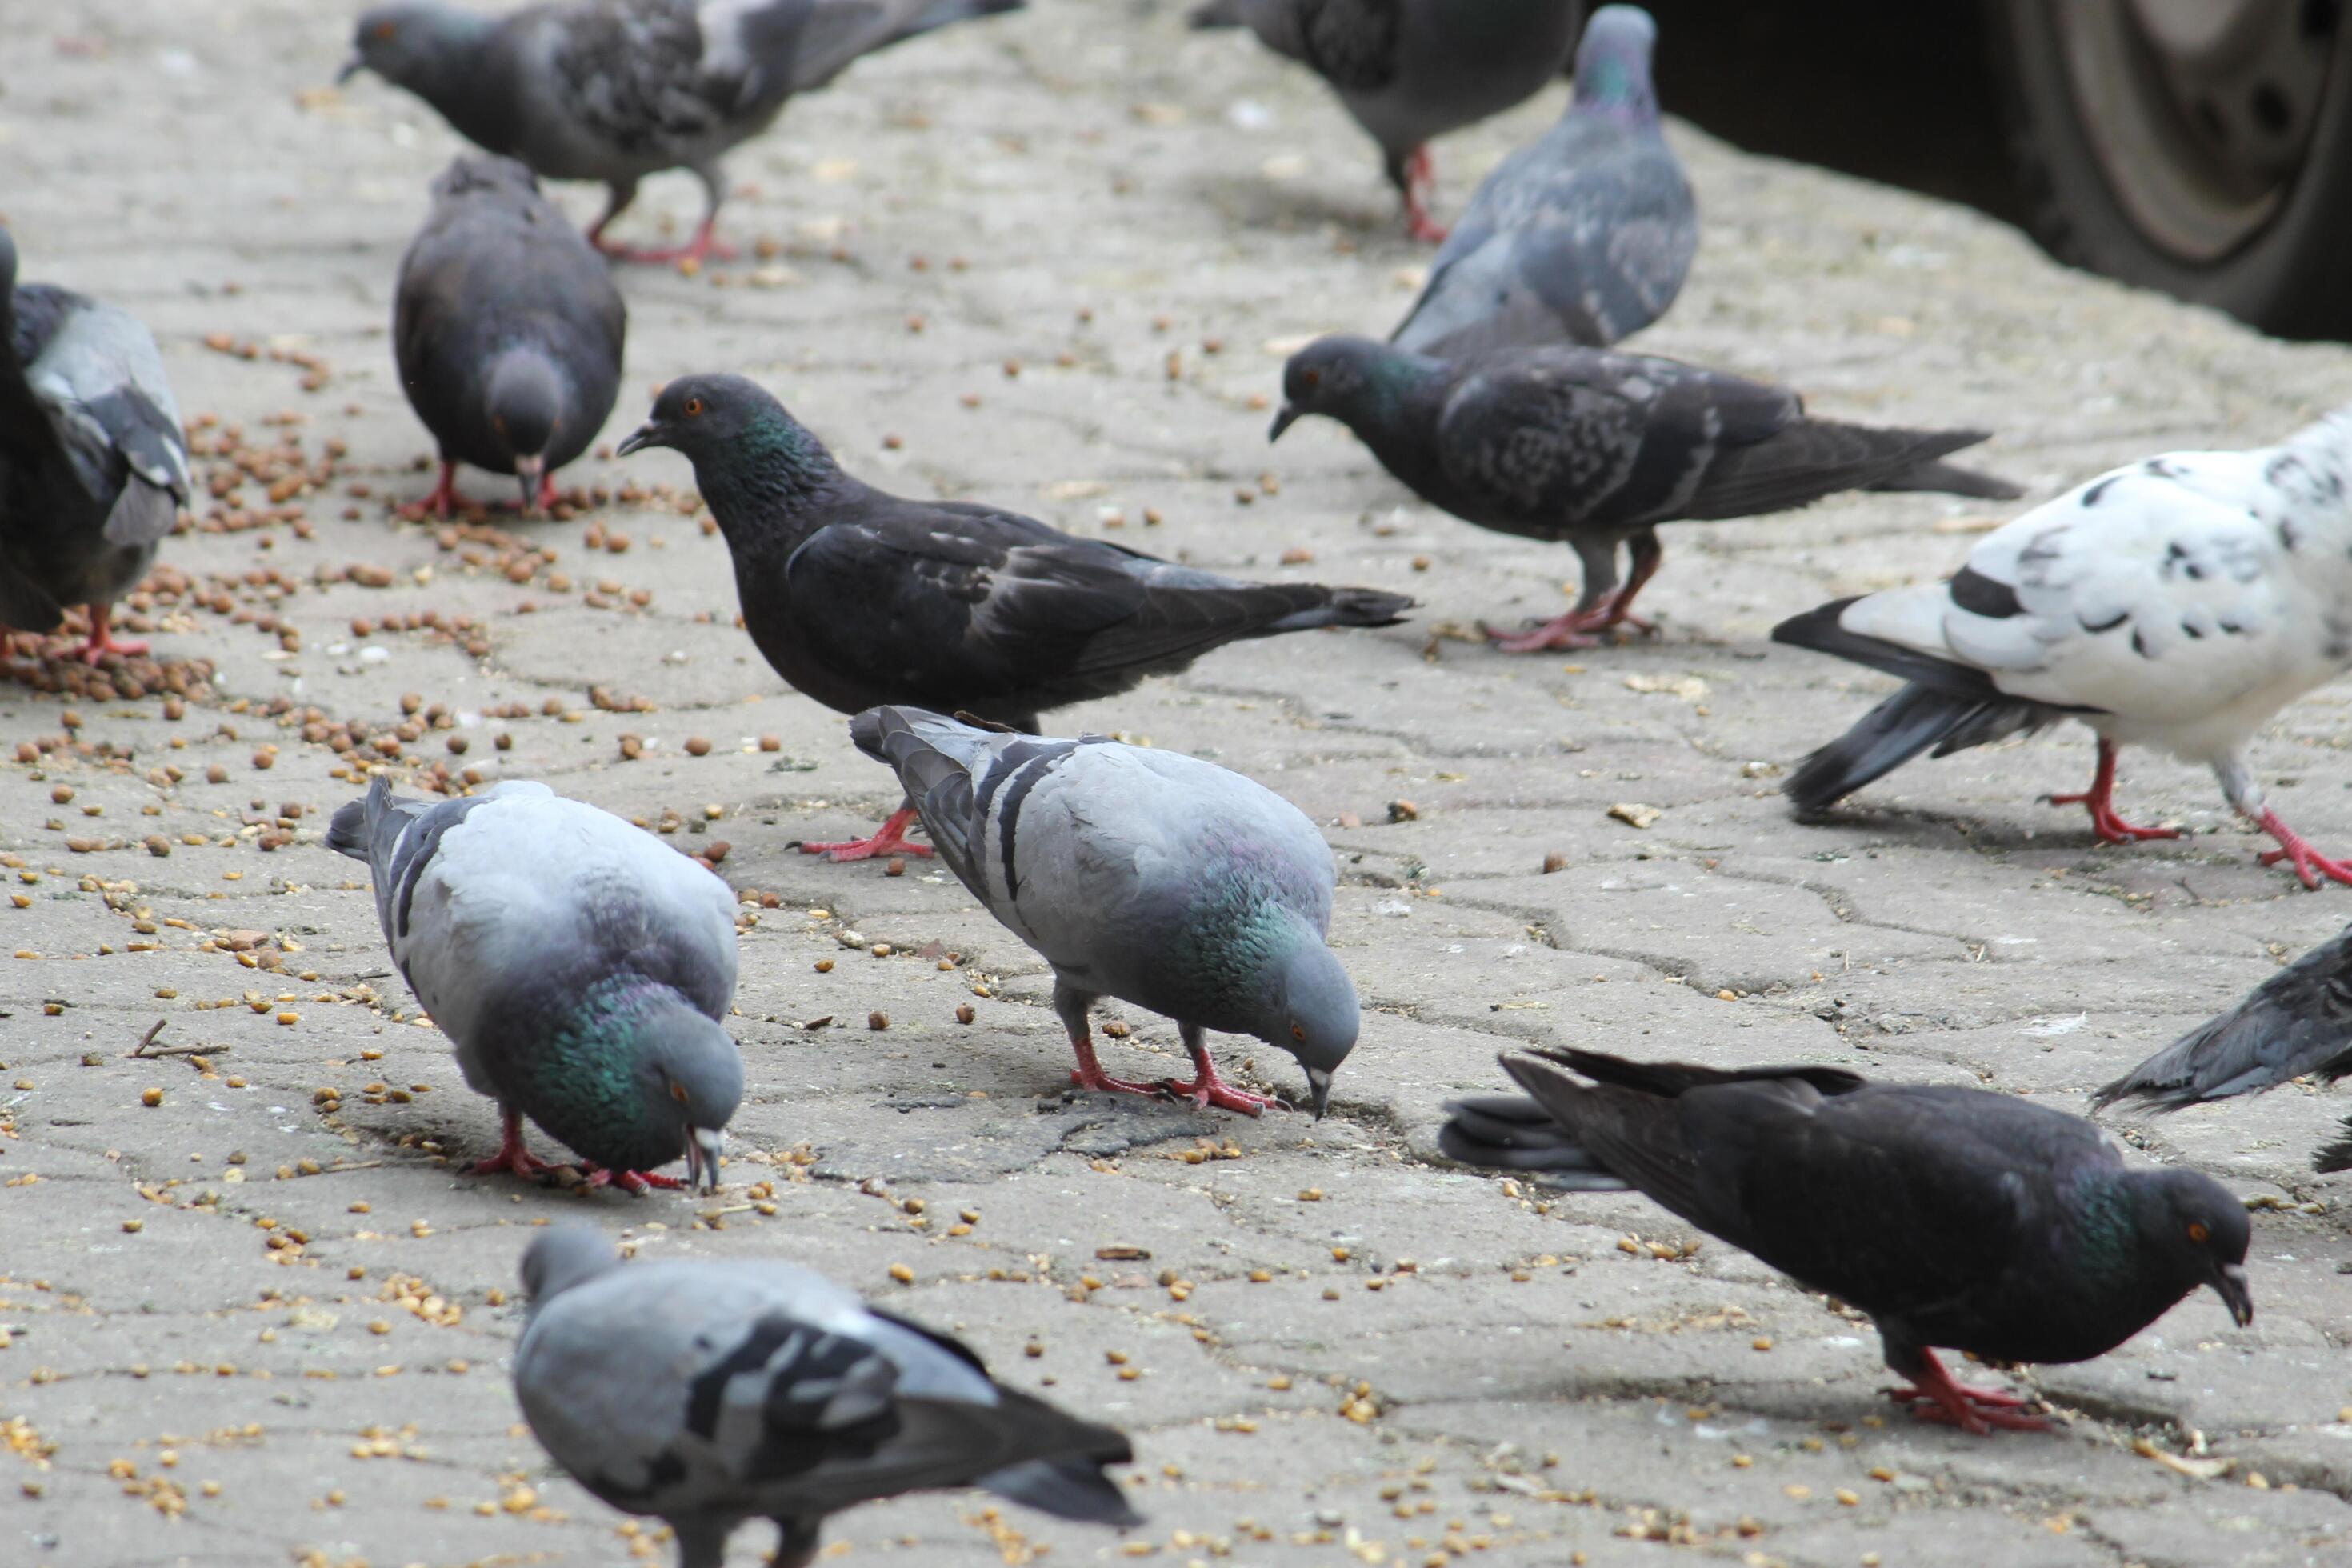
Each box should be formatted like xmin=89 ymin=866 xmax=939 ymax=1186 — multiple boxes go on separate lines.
xmin=2186 ymin=1221 xmax=2209 ymax=1243
xmin=670 ymin=1081 xmax=690 ymax=1104
xmin=683 ymin=397 xmax=704 ymax=418
xmin=374 ymin=20 xmax=396 ymax=39
xmin=1290 ymin=1023 xmax=1306 ymax=1042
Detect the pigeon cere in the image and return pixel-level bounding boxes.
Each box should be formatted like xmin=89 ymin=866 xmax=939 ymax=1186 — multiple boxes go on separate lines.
xmin=11 ymin=2 xmax=2352 ymax=1566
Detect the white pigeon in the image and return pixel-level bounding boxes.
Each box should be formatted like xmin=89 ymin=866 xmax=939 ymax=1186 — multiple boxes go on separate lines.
xmin=1774 ymin=405 xmax=2352 ymax=888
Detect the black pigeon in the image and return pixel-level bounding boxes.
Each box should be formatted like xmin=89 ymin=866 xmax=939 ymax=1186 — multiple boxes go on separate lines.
xmin=616 ymin=374 xmax=1414 ymax=860
xmin=2098 ymin=929 xmax=2352 ymax=1173
xmin=0 ymin=226 xmax=190 ymax=664
xmin=342 ymin=0 xmax=1026 ymax=266
xmin=394 ymin=155 xmax=625 ymax=518
xmin=1270 ymin=335 xmax=2019 ymax=651
xmin=1439 ymin=1047 xmax=2254 ymax=1434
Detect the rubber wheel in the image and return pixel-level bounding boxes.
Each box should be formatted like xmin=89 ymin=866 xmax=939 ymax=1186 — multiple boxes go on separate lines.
xmin=1985 ymin=0 xmax=2352 ymax=340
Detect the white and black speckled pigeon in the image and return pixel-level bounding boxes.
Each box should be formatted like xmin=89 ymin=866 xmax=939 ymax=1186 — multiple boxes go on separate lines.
xmin=1441 ymin=1048 xmax=2254 ymax=1434
xmin=1270 ymin=334 xmax=2019 ymax=650
xmin=1189 ymin=0 xmax=1582 ymax=242
xmin=515 ymin=1228 xmax=1142 ymax=1568
xmin=342 ymin=0 xmax=1026 ymax=265
xmin=2097 ymin=928 xmax=2352 ymax=1172
xmin=326 ymin=777 xmax=742 ymax=1191
xmin=617 ymin=374 xmax=1411 ymax=861
xmin=1390 ymin=6 xmax=1693 ymax=357
xmin=0 ymin=226 xmax=189 ymax=665
xmin=850 ymin=706 xmax=1358 ymax=1117
xmin=1777 ymin=406 xmax=2352 ymax=888
xmin=394 ymin=155 xmax=625 ymax=518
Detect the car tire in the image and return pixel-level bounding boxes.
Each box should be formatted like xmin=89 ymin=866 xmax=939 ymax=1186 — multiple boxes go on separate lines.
xmin=1985 ymin=0 xmax=2352 ymax=340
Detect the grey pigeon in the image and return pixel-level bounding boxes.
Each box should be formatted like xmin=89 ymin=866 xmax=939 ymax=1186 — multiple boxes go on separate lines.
xmin=342 ymin=0 xmax=1027 ymax=264
xmin=1390 ymin=6 xmax=1693 ymax=357
xmin=1189 ymin=0 xmax=1582 ymax=242
xmin=1270 ymin=334 xmax=2020 ymax=650
xmin=616 ymin=373 xmax=1411 ymax=860
xmin=2097 ymin=929 xmax=2352 ymax=1173
xmin=394 ymin=155 xmax=625 ymax=518
xmin=1440 ymin=1048 xmax=2254 ymax=1434
xmin=1775 ymin=405 xmax=2352 ymax=889
xmin=515 ymin=1228 xmax=1141 ymax=1568
xmin=850 ymin=706 xmax=1358 ymax=1116
xmin=326 ymin=777 xmax=742 ymax=1191
xmin=0 ymin=225 xmax=190 ymax=664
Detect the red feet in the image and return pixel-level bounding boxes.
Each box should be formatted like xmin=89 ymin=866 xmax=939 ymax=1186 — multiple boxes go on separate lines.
xmin=1402 ymin=146 xmax=1448 ymax=243
xmin=582 ymin=1166 xmax=686 ymax=1194
xmin=415 ymin=461 xmax=466 ymax=521
xmin=1161 ymin=1051 xmax=1282 ymax=1118
xmin=1484 ymin=604 xmax=1654 ymax=653
xmin=596 ymin=217 xmax=738 ymax=266
xmin=2047 ymin=739 xmax=2178 ymax=844
xmin=73 ymin=604 xmax=150 ymax=665
xmin=471 ymin=1110 xmax=555 ymax=1181
xmin=1067 ymin=1031 xmax=1162 ymax=1098
xmin=798 ymin=805 xmax=935 ymax=863
xmin=2256 ymin=807 xmax=2352 ymax=890
xmin=1887 ymin=1348 xmax=2047 ymax=1435
xmin=406 ymin=461 xmax=562 ymax=522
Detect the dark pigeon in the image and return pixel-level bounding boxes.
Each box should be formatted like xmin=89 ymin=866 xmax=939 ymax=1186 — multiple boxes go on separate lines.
xmin=851 ymin=706 xmax=1358 ymax=1115
xmin=342 ymin=0 xmax=1026 ymax=264
xmin=1439 ymin=1047 xmax=2254 ymax=1434
xmin=0 ymin=225 xmax=190 ymax=664
xmin=1189 ymin=0 xmax=1582 ymax=242
xmin=326 ymin=777 xmax=742 ymax=1192
xmin=394 ymin=155 xmax=625 ymax=518
xmin=515 ymin=1229 xmax=1141 ymax=1568
xmin=1270 ymin=334 xmax=2019 ymax=650
xmin=615 ymin=373 xmax=1414 ymax=860
xmin=1391 ymin=5 xmax=1694 ymax=357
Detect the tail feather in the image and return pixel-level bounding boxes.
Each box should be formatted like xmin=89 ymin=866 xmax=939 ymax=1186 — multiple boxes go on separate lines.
xmin=1542 ymin=1046 xmax=1866 ymax=1100
xmin=2316 ymin=1119 xmax=2352 ymax=1174
xmin=1868 ymin=457 xmax=2025 ymax=502
xmin=848 ymin=706 xmax=1000 ymax=882
xmin=1262 ymin=585 xmax=1414 ymax=634
xmin=1685 ymin=422 xmax=1989 ymax=522
xmin=980 ymin=1456 xmax=1144 ymax=1528
xmin=2094 ymin=929 xmax=2352 ymax=1111
xmin=1436 ymin=1094 xmax=1631 ymax=1190
xmin=325 ymin=774 xmax=394 ymax=862
xmin=1186 ymin=0 xmax=1244 ymax=27
xmin=1782 ymin=682 xmax=2046 ymax=816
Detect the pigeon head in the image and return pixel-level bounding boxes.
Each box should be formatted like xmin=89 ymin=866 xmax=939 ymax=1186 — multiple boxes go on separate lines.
xmin=1270 ymin=335 xmax=1433 ymax=442
xmin=483 ymin=349 xmax=566 ymax=514
xmin=1262 ymin=927 xmax=1360 ymax=1118
xmin=2132 ymin=1167 xmax=2254 ymax=1327
xmin=630 ymin=994 xmax=745 ymax=1194
xmin=618 ymin=374 xmax=844 ymax=511
xmin=519 ymin=1227 xmax=622 ymax=1311
xmin=1570 ymin=6 xmax=1660 ymax=119
xmin=341 ymin=4 xmax=488 ymax=90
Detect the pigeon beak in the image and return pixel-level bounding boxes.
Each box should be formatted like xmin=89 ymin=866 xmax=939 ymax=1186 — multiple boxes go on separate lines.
xmin=2211 ymin=1261 xmax=2254 ymax=1328
xmin=1267 ymin=403 xmax=1302 ymax=443
xmin=687 ymin=1127 xmax=725 ymax=1194
xmin=1306 ymin=1068 xmax=1333 ymax=1121
xmin=336 ymin=55 xmax=365 ymax=85
xmin=614 ymin=422 xmax=663 ymax=458
xmin=514 ymin=455 xmax=546 ymax=518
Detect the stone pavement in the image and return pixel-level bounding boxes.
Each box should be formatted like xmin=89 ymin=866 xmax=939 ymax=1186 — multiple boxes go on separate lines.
xmin=6 ymin=3 xmax=2352 ymax=1566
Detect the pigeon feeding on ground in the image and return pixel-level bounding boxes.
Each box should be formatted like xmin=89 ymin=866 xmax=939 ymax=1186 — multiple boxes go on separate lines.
xmin=1188 ymin=0 xmax=1581 ymax=242
xmin=0 ymin=226 xmax=190 ymax=664
xmin=1775 ymin=406 xmax=2352 ymax=887
xmin=394 ymin=156 xmax=624 ymax=518
xmin=515 ymin=1229 xmax=1140 ymax=1568
xmin=2097 ymin=929 xmax=2352 ymax=1172
xmin=1438 ymin=1047 xmax=2254 ymax=1434
xmin=1390 ymin=6 xmax=1694 ymax=358
xmin=851 ymin=706 xmax=1358 ymax=1115
xmin=341 ymin=0 xmax=1026 ymax=265
xmin=616 ymin=374 xmax=1412 ymax=860
xmin=1270 ymin=336 xmax=2018 ymax=650
xmin=327 ymin=777 xmax=742 ymax=1191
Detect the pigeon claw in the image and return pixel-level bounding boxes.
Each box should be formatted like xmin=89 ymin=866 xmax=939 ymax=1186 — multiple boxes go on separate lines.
xmin=1161 ymin=1074 xmax=1279 ymax=1118
xmin=2046 ymin=740 xmax=2178 ymax=843
xmin=73 ymin=606 xmax=149 ymax=665
xmin=583 ymin=1166 xmax=686 ymax=1194
xmin=2255 ymin=809 xmax=2352 ymax=890
xmin=1402 ymin=146 xmax=1449 ymax=244
xmin=797 ymin=806 xmax=934 ymax=863
xmin=1890 ymin=1382 xmax=2051 ymax=1437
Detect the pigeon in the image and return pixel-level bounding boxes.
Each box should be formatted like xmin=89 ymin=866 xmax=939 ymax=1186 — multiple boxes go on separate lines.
xmin=1775 ymin=406 xmax=2352 ymax=888
xmin=515 ymin=1229 xmax=1141 ymax=1568
xmin=0 ymin=225 xmax=190 ymax=665
xmin=326 ymin=777 xmax=742 ymax=1192
xmin=1438 ymin=1047 xmax=2255 ymax=1434
xmin=340 ymin=0 xmax=1026 ymax=265
xmin=2096 ymin=928 xmax=2352 ymax=1173
xmin=1390 ymin=6 xmax=1694 ymax=358
xmin=616 ymin=374 xmax=1413 ymax=860
xmin=1270 ymin=335 xmax=2019 ymax=650
xmin=1188 ymin=0 xmax=1582 ymax=242
xmin=850 ymin=706 xmax=1358 ymax=1116
xmin=394 ymin=155 xmax=626 ymax=518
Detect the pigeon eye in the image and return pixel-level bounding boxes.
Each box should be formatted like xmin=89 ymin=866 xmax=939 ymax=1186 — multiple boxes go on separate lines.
xmin=1300 ymin=370 xmax=1321 ymax=390
xmin=670 ymin=1081 xmax=690 ymax=1105
xmin=683 ymin=398 xmax=704 ymax=418
xmin=2186 ymin=1221 xmax=2209 ymax=1244
xmin=374 ymin=20 xmax=396 ymax=38
xmin=1290 ymin=1022 xmax=1306 ymax=1042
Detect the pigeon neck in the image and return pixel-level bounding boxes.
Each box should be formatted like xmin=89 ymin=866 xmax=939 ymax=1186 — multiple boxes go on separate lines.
xmin=1334 ymin=353 xmax=1456 ymax=470
xmin=521 ymin=976 xmax=690 ymax=1167
xmin=396 ymin=17 xmax=518 ymax=154
xmin=1571 ymin=61 xmax=1658 ymax=125
xmin=698 ymin=418 xmax=849 ymax=549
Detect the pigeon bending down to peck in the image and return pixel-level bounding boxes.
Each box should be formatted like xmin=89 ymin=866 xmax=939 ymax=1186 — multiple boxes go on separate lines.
xmin=1270 ymin=335 xmax=2018 ymax=650
xmin=342 ymin=0 xmax=1027 ymax=265
xmin=1775 ymin=405 xmax=2352 ymax=888
xmin=515 ymin=1229 xmax=1141 ymax=1568
xmin=2096 ymin=926 xmax=2352 ymax=1172
xmin=0 ymin=226 xmax=190 ymax=664
xmin=1440 ymin=1048 xmax=2254 ymax=1434
xmin=327 ymin=778 xmax=742 ymax=1191
xmin=1189 ymin=0 xmax=1582 ymax=242
xmin=394 ymin=155 xmax=625 ymax=518
xmin=617 ymin=374 xmax=1412 ymax=860
xmin=1390 ymin=5 xmax=1694 ymax=358
xmin=851 ymin=706 xmax=1358 ymax=1116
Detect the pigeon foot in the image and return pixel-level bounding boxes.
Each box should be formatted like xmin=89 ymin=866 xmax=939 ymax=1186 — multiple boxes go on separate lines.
xmin=73 ymin=605 xmax=150 ymax=665
xmin=1402 ymin=146 xmax=1448 ymax=243
xmin=598 ymin=218 xmax=738 ymax=267
xmin=1066 ymin=1031 xmax=1162 ymax=1098
xmin=1889 ymin=1349 xmax=2048 ymax=1435
xmin=2047 ymin=740 xmax=2177 ymax=843
xmin=797 ymin=806 xmax=934 ymax=862
xmin=1484 ymin=608 xmax=1615 ymax=652
xmin=582 ymin=1166 xmax=686 ymax=1194
xmin=2256 ymin=808 xmax=2352 ymax=890
xmin=1161 ymin=1070 xmax=1279 ymax=1117
xmin=472 ymin=1111 xmax=555 ymax=1180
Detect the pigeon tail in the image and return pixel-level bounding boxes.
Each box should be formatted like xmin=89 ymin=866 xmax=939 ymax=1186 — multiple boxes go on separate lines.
xmin=326 ymin=774 xmax=395 ymax=860
xmin=1186 ymin=0 xmax=1244 ymax=27
xmin=849 ymin=706 xmax=1002 ymax=874
xmin=1437 ymin=1094 xmax=1632 ymax=1190
xmin=1782 ymin=682 xmax=2046 ymax=817
xmin=1869 ymin=458 xmax=2026 ymax=502
xmin=1684 ymin=422 xmax=1994 ymax=521
xmin=2316 ymin=1120 xmax=2352 ymax=1174
xmin=2094 ymin=932 xmax=2352 ymax=1112
xmin=979 ymin=1455 xmax=1145 ymax=1528
xmin=1261 ymin=585 xmax=1415 ymax=633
